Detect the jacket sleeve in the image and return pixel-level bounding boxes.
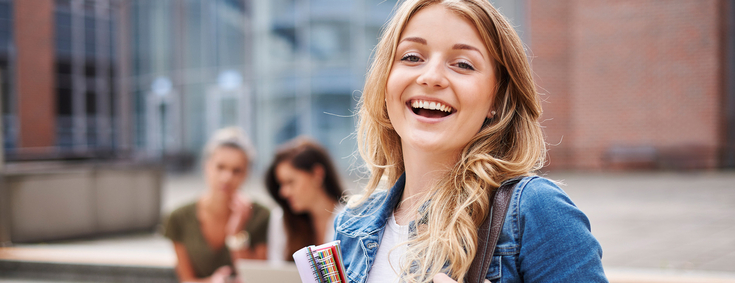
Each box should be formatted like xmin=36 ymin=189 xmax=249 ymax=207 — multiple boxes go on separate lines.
xmin=516 ymin=178 xmax=608 ymax=282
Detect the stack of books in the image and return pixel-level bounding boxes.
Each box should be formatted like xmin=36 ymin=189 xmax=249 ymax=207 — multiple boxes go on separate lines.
xmin=292 ymin=240 xmax=347 ymax=283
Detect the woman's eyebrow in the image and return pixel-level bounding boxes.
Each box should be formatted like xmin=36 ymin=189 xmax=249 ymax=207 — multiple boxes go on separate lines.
xmin=453 ymin=43 xmax=481 ymax=53
xmin=400 ymin=37 xmax=427 ymax=45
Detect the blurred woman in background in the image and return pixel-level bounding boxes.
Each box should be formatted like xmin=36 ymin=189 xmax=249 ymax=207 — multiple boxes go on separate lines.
xmin=164 ymin=127 xmax=270 ymax=283
xmin=265 ymin=137 xmax=345 ymax=261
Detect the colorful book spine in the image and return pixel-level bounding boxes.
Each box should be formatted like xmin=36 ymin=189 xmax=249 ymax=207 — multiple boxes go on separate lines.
xmin=314 ymin=248 xmax=340 ymax=283
xmin=293 ymin=240 xmax=347 ymax=283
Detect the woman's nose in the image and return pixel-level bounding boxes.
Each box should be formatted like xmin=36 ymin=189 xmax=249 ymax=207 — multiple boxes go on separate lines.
xmin=416 ymin=60 xmax=448 ymax=88
xmin=220 ymin=171 xmax=234 ymax=182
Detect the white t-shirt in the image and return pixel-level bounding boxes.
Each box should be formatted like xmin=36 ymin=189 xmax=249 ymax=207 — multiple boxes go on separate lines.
xmin=267 ymin=205 xmax=342 ymax=261
xmin=366 ymin=212 xmax=409 ymax=283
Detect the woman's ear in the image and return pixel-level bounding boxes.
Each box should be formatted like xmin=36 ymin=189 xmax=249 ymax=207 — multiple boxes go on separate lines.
xmin=487 ymin=107 xmax=497 ymax=119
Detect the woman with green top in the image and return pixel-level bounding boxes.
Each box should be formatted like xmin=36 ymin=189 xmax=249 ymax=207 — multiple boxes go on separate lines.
xmin=164 ymin=127 xmax=270 ymax=283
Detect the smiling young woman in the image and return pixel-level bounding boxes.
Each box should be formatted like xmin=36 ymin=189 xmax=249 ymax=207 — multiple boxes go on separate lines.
xmin=334 ymin=0 xmax=608 ymax=283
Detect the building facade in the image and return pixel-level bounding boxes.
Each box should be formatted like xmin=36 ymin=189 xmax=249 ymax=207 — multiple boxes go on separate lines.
xmin=129 ymin=0 xmax=254 ymax=167
xmin=2 ymin=0 xmax=128 ymax=160
xmin=2 ymin=0 xmax=733 ymax=172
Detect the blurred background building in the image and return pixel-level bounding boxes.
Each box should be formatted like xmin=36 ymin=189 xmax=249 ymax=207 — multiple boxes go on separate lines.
xmin=1 ymin=0 xmax=733 ymax=173
xmin=533 ymin=0 xmax=735 ymax=171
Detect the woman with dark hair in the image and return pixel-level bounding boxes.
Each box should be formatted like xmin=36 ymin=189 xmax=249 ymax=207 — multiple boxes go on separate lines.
xmin=265 ymin=136 xmax=345 ymax=261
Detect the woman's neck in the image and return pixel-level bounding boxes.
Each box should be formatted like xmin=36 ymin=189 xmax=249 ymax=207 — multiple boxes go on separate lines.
xmin=396 ymin=145 xmax=458 ymax=225
xmin=200 ymin=191 xmax=231 ymax=217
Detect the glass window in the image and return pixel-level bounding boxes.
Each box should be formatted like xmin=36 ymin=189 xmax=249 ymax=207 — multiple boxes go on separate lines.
xmin=85 ymin=63 xmax=96 ymax=78
xmin=85 ymin=16 xmax=96 ymax=57
xmin=221 ymin=0 xmax=245 ymax=13
xmin=268 ymin=26 xmax=297 ymax=73
xmin=55 ymin=12 xmax=72 ymax=55
xmin=309 ymin=22 xmax=349 ymax=65
xmin=0 ymin=1 xmax=12 ymax=150
xmin=219 ymin=97 xmax=239 ymax=127
xmin=185 ymin=0 xmax=203 ymax=69
xmin=271 ymin=0 xmax=296 ymax=20
xmin=55 ymin=0 xmax=71 ymax=8
xmin=218 ymin=10 xmax=246 ymax=69
xmin=255 ymin=85 xmax=301 ymax=157
xmin=52 ymin=0 xmax=120 ymax=154
xmin=0 ymin=2 xmax=11 ymax=53
xmin=56 ymin=87 xmax=73 ymax=148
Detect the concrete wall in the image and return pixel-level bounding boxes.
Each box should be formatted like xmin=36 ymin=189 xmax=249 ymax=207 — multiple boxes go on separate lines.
xmin=0 ymin=163 xmax=162 ymax=243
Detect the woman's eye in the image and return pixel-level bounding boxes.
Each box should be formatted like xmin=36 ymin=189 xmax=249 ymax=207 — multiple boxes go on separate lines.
xmin=457 ymin=61 xmax=475 ymax=71
xmin=401 ymin=54 xmax=421 ymax=63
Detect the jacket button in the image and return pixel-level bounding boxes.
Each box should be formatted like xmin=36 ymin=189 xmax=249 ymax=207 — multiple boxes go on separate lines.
xmin=366 ymin=241 xmax=378 ymax=249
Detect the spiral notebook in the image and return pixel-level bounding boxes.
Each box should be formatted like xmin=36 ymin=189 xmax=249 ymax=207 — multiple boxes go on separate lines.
xmin=292 ymin=240 xmax=347 ymax=283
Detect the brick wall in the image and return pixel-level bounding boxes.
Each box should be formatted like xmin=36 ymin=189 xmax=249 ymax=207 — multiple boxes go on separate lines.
xmin=530 ymin=0 xmax=723 ymax=170
xmin=14 ymin=0 xmax=56 ymax=150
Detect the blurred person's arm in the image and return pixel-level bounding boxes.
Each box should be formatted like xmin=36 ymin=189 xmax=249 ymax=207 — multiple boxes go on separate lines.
xmin=228 ymin=242 xmax=267 ymax=260
xmin=226 ymin=196 xmax=269 ymax=261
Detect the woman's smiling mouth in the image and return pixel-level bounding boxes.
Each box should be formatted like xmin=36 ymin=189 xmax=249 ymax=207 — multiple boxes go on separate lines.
xmin=409 ymin=99 xmax=455 ymax=118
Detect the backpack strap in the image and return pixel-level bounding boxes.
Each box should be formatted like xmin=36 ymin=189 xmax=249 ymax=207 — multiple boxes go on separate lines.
xmin=466 ymin=177 xmax=523 ymax=283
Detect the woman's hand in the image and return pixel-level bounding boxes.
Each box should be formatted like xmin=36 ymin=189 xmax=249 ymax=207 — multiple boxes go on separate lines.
xmin=226 ymin=195 xmax=253 ymax=236
xmin=210 ymin=265 xmax=233 ymax=283
xmin=433 ymin=273 xmax=491 ymax=283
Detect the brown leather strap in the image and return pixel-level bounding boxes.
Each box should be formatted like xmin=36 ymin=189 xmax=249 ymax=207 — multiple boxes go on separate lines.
xmin=466 ymin=177 xmax=523 ymax=283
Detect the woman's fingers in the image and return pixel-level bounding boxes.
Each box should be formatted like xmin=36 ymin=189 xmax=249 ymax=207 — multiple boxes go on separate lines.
xmin=211 ymin=265 xmax=233 ymax=283
xmin=214 ymin=265 xmax=232 ymax=274
xmin=226 ymin=196 xmax=253 ymax=235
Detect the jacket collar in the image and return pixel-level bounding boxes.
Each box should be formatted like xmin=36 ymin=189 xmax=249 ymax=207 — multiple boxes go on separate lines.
xmin=336 ymin=174 xmax=406 ymax=236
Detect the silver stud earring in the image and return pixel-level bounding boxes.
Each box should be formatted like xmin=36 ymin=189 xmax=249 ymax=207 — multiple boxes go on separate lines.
xmin=491 ymin=110 xmax=497 ymax=116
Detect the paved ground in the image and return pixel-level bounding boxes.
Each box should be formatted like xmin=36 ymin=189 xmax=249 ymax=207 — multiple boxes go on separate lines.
xmin=549 ymin=171 xmax=735 ymax=273
xmin=2 ymin=170 xmax=735 ymax=282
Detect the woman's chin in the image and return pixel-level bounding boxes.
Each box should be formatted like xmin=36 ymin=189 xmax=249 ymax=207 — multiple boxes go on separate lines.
xmin=211 ymin=186 xmax=235 ymax=197
xmin=290 ymin=205 xmax=306 ymax=214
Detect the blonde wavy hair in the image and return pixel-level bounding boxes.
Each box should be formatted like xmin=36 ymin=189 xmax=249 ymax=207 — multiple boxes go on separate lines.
xmin=352 ymin=0 xmax=546 ymax=282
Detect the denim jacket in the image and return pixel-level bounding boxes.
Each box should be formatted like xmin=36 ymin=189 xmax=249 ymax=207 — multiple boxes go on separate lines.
xmin=334 ymin=174 xmax=608 ymax=283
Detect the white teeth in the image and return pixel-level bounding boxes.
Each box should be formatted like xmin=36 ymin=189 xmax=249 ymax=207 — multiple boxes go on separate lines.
xmin=411 ymin=99 xmax=452 ymax=113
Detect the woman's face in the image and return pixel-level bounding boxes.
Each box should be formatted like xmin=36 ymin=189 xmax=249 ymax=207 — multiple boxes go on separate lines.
xmin=204 ymin=146 xmax=249 ymax=197
xmin=275 ymin=162 xmax=322 ymax=213
xmin=386 ymin=4 xmax=496 ymax=157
